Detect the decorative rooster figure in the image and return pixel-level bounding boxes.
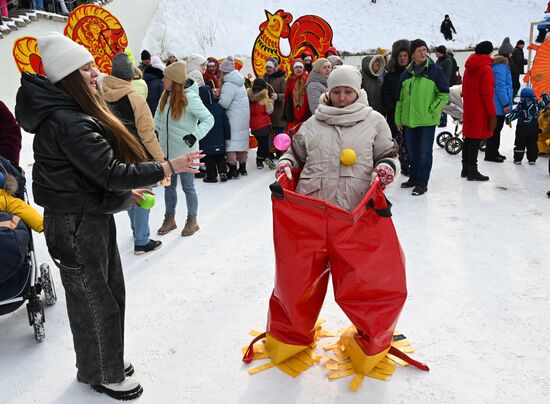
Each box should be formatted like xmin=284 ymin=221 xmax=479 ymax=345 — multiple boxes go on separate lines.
xmin=252 ymin=9 xmax=334 ymax=78
xmin=64 ymin=4 xmax=128 ymax=74
xmin=13 ymin=37 xmax=45 ymax=75
xmin=526 ymin=41 xmax=550 ymax=97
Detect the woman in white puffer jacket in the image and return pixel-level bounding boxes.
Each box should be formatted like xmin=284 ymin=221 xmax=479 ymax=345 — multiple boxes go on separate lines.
xmin=218 ymin=56 xmax=250 ymax=178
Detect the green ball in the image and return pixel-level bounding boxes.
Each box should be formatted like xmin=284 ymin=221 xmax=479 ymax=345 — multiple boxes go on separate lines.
xmin=139 ymin=193 xmax=155 ymax=209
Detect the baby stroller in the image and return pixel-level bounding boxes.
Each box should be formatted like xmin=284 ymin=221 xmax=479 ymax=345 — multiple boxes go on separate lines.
xmin=436 ymin=85 xmax=487 ymax=155
xmin=0 ymin=155 xmax=57 ymax=342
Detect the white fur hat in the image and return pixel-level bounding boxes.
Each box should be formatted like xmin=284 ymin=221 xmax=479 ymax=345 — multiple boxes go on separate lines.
xmin=151 ymin=55 xmax=166 ymax=72
xmin=37 ymin=32 xmax=94 ymax=84
xmin=327 ymin=65 xmax=362 ymax=96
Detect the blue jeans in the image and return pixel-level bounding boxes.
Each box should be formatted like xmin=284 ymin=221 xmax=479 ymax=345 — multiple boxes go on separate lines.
xmin=164 ymin=173 xmax=198 ymax=216
xmin=127 ymin=186 xmax=152 ymax=246
xmin=404 ymin=126 xmax=436 ymax=186
xmin=33 ymin=0 xmax=44 ymax=10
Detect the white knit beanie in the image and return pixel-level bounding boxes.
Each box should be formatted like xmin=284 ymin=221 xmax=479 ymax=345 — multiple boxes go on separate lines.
xmin=37 ymin=32 xmax=94 ymax=84
xmin=219 ymin=56 xmax=235 ymax=73
xmin=327 ymin=65 xmax=362 ymax=96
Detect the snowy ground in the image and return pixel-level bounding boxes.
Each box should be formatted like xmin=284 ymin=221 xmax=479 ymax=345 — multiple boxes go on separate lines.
xmin=2 ymin=125 xmax=550 ymax=404
xmin=1 ymin=1 xmax=550 ymax=403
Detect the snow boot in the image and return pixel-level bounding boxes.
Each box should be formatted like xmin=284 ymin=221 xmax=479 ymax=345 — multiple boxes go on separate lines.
xmin=467 ymin=165 xmax=489 ymax=181
xmin=181 ymin=215 xmax=199 ymax=236
xmin=239 ymin=162 xmax=248 ymax=176
xmin=265 ymin=157 xmax=277 ymax=170
xmin=157 ymin=213 xmax=176 ymax=235
xmin=256 ymin=158 xmax=265 ymax=169
xmin=219 ymin=173 xmax=228 ymax=182
xmin=461 ymin=162 xmax=467 ymax=178
xmin=124 ymin=362 xmax=134 ymax=377
xmin=91 ymin=376 xmax=143 ymax=401
xmin=227 ymin=164 xmax=240 ymax=179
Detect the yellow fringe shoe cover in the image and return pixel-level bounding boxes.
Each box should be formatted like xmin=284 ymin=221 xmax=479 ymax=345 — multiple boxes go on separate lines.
xmin=324 ymin=326 xmax=429 ymax=391
xmin=242 ymin=320 xmax=337 ymax=378
xmin=242 ymin=322 xmax=428 ymax=388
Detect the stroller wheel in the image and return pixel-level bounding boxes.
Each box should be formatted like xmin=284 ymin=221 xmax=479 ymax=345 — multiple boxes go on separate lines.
xmin=436 ymin=131 xmax=452 ymax=148
xmin=445 ymin=137 xmax=463 ymax=155
xmin=40 ymin=263 xmax=57 ymax=306
xmin=479 ymin=139 xmax=487 ymax=152
xmin=32 ymin=312 xmax=45 ymax=342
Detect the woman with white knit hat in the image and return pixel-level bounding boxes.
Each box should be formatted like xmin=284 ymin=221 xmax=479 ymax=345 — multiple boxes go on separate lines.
xmin=306 ymin=57 xmax=332 ymax=114
xmin=15 ymin=32 xmax=202 ymax=401
xmin=276 ymin=65 xmax=400 ymax=210
xmin=270 ymin=66 xmax=404 ymax=376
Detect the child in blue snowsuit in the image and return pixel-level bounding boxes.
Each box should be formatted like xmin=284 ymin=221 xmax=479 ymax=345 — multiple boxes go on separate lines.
xmin=506 ymin=88 xmax=550 ymax=164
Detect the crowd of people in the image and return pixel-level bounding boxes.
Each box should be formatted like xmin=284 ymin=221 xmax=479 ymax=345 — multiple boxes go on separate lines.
xmin=1 ymin=19 xmax=550 ymax=399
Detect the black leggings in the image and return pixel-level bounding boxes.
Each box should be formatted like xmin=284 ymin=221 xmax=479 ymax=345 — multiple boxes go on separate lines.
xmin=485 ymin=115 xmax=505 ymax=159
xmin=462 ymin=138 xmax=482 ymax=165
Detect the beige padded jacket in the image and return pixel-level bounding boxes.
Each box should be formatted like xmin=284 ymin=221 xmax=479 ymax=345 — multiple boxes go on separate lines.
xmin=282 ymin=90 xmax=399 ymax=212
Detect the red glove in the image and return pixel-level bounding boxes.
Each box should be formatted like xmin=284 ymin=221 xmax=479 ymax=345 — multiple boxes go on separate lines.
xmin=275 ymin=159 xmax=293 ymax=180
xmin=373 ymin=162 xmax=395 ymax=190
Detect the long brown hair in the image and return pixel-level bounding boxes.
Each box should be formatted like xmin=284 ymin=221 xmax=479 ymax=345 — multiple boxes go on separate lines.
xmin=159 ymin=83 xmax=188 ymax=121
xmin=56 ymin=70 xmax=147 ymax=164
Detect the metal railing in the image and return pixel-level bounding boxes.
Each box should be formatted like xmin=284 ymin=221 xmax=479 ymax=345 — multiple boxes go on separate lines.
xmin=3 ymin=0 xmax=101 ymax=14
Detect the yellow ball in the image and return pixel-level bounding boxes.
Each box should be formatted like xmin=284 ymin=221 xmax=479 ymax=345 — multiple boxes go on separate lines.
xmin=340 ymin=148 xmax=357 ymax=166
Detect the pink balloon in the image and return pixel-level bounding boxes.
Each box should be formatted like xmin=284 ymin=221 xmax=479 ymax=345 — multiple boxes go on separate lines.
xmin=274 ymin=133 xmax=291 ymax=151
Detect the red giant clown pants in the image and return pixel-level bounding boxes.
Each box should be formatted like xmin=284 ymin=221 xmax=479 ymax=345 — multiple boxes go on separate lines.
xmin=265 ymin=174 xmax=407 ymax=373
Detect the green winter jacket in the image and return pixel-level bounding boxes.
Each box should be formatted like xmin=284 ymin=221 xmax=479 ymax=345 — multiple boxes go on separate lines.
xmin=395 ymin=58 xmax=449 ymax=128
xmin=154 ymin=80 xmax=214 ymax=159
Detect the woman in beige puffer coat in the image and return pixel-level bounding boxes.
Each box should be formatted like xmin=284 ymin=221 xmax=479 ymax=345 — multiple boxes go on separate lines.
xmin=277 ymin=65 xmax=400 ymax=212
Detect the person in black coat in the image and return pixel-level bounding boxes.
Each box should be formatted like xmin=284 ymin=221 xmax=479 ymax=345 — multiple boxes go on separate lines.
xmin=198 ymin=85 xmax=231 ymax=182
xmin=440 ymin=14 xmax=457 ymax=41
xmin=381 ymin=39 xmax=410 ymax=175
xmin=435 ymin=45 xmax=453 ymax=127
xmin=143 ymin=56 xmax=165 ymax=115
xmin=448 ymin=50 xmax=461 ymax=86
xmin=14 ymin=32 xmax=201 ymax=401
xmin=511 ymin=40 xmax=527 ymax=98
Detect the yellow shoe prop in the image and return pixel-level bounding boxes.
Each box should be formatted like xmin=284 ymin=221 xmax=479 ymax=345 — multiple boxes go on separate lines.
xmin=323 ymin=326 xmax=429 ymax=391
xmin=242 ymin=320 xmax=336 ymax=378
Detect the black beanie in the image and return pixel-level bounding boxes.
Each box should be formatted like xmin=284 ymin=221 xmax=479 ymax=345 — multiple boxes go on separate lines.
xmin=475 ymin=41 xmax=494 ymax=55
xmin=252 ymin=77 xmax=267 ymax=92
xmin=436 ymin=45 xmax=447 ymax=54
xmin=141 ymin=50 xmax=151 ymax=61
xmin=410 ymin=39 xmax=428 ymax=55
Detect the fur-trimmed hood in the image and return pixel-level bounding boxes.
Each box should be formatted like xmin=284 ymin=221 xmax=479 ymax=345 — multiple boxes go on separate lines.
xmin=247 ymin=87 xmax=271 ymax=105
xmin=388 ymin=39 xmax=411 ymax=72
xmin=492 ymin=55 xmax=509 ymax=65
xmin=0 ymin=172 xmax=19 ymax=194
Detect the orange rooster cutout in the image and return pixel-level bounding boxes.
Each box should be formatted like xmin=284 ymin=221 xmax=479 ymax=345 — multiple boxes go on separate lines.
xmin=64 ymin=4 xmax=128 ymax=74
xmin=252 ymin=9 xmax=334 ymax=78
xmin=526 ymin=42 xmax=550 ymax=97
xmin=13 ymin=36 xmax=45 ymax=75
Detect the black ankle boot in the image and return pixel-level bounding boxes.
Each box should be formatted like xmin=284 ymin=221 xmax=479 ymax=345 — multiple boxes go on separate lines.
xmin=238 ymin=162 xmax=248 ymax=176
xmin=227 ymin=164 xmax=240 ymax=179
xmin=461 ymin=162 xmax=467 ymax=178
xmin=467 ymin=164 xmax=489 ymax=181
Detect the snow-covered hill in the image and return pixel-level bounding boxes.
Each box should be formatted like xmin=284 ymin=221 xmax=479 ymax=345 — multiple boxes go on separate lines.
xmin=142 ymin=0 xmax=542 ymax=58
